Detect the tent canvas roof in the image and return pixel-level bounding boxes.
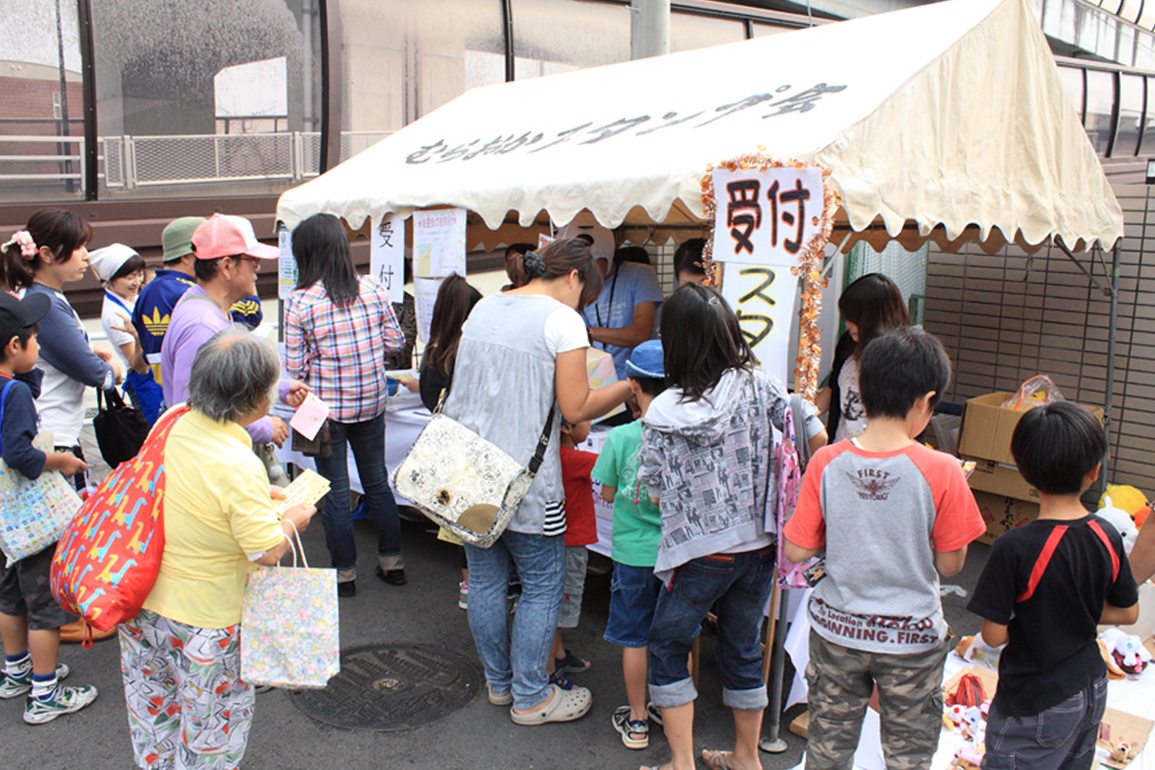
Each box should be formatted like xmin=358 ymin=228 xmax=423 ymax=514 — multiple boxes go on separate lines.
xmin=276 ymin=0 xmax=1123 ymax=253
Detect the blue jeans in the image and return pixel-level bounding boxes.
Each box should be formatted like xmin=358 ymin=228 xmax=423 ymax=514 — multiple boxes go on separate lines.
xmin=314 ymin=413 xmax=403 ymax=575
xmin=984 ymin=676 xmax=1108 ymax=770
xmin=648 ymin=546 xmax=776 ymax=710
xmin=464 ymin=530 xmax=565 ymax=710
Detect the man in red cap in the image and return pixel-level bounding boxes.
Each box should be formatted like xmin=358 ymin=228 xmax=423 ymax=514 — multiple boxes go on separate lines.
xmin=160 ymin=214 xmax=306 ymax=445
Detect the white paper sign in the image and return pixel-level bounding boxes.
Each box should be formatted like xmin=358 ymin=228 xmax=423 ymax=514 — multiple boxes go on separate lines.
xmin=712 ymin=167 xmax=823 ymax=267
xmin=719 ymin=262 xmax=798 ymax=384
xmin=413 ymin=208 xmax=467 ymax=278
xmin=370 ymin=213 xmax=406 ymax=305
xmin=414 ymin=276 xmax=445 ymax=344
xmin=278 ymin=228 xmax=296 ymax=300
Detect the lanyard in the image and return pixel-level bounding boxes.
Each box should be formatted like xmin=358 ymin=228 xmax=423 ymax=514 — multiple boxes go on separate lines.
xmin=592 ymin=269 xmax=620 ymax=351
xmin=105 ymin=291 xmax=133 ymax=316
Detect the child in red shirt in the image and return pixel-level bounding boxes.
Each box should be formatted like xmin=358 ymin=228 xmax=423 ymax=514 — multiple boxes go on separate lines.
xmin=547 ymin=419 xmax=597 ymax=689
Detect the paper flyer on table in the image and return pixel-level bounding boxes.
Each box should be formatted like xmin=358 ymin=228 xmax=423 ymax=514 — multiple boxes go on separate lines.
xmin=413 ymin=208 xmax=466 ymax=278
xmin=290 ymin=393 xmax=330 ymax=441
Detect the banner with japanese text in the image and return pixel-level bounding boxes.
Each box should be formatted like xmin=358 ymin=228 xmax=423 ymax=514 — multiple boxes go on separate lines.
xmin=370 ymin=213 xmax=406 ymax=305
xmin=413 ymin=208 xmax=467 ymax=278
xmin=718 ymin=263 xmax=797 ymax=385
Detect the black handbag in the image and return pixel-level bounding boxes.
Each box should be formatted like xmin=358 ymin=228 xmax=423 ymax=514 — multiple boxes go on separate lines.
xmin=93 ymin=387 xmax=150 ymax=468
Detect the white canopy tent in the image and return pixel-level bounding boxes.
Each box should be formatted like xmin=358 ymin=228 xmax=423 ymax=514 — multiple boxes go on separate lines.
xmin=276 ymin=0 xmax=1123 ymax=254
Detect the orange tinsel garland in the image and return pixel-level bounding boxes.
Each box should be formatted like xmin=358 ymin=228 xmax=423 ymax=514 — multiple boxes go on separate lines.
xmin=700 ymin=151 xmax=839 ymax=402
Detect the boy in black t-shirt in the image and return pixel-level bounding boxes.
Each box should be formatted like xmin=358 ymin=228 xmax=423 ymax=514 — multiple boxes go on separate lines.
xmin=968 ymin=401 xmax=1138 ymax=770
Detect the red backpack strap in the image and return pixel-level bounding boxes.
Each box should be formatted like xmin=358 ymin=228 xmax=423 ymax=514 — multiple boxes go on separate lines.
xmin=1087 ymin=519 xmax=1121 ymax=581
xmin=1017 ymin=525 xmax=1068 ymax=603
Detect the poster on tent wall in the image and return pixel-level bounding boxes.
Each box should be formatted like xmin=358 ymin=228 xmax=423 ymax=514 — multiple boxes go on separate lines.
xmin=703 ymin=157 xmax=838 ymax=401
xmin=278 ymin=228 xmax=296 ymax=300
xmin=413 ymin=208 xmax=466 ymax=279
xmin=718 ymin=264 xmax=797 ymax=386
xmin=370 ymin=213 xmax=406 ymax=305
xmin=414 ymin=276 xmax=444 ymax=345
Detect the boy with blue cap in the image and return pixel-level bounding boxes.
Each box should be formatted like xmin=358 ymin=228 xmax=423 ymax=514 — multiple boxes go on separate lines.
xmin=592 ymin=340 xmax=667 ymax=749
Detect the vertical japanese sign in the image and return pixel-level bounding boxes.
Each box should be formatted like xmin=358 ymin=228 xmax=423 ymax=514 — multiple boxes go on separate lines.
xmin=370 ymin=213 xmax=406 ymax=305
xmin=711 ymin=166 xmax=823 ymax=384
xmin=278 ymin=227 xmax=296 ymax=300
xmin=711 ymin=167 xmax=823 ymax=266
xmin=413 ymin=208 xmax=467 ymax=279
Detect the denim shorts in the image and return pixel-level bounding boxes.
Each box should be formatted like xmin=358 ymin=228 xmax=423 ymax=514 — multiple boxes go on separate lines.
xmin=604 ymin=562 xmax=662 ymax=647
xmin=648 ymin=546 xmax=776 ymax=710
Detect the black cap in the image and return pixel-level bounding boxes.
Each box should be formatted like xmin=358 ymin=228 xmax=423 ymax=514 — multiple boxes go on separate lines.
xmin=0 ymin=291 xmax=50 ymax=348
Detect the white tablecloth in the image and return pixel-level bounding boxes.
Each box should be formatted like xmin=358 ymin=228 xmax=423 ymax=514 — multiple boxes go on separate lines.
xmin=273 ymin=389 xmax=430 ymax=506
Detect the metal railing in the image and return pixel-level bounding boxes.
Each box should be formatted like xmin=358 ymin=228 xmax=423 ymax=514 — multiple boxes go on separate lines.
xmin=2 ymin=131 xmax=392 ymax=194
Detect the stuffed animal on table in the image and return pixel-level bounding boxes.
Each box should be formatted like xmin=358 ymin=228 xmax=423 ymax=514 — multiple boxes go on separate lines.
xmin=1100 ymin=485 xmax=1148 ymax=518
xmin=1100 ymin=628 xmax=1152 ymax=674
xmin=1097 ymin=496 xmax=1140 ymax=553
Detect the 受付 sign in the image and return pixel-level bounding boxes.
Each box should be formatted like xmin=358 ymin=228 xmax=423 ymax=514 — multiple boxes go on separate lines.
xmin=711 ymin=166 xmax=824 ymax=267
xmin=370 ymin=213 xmax=406 ymax=305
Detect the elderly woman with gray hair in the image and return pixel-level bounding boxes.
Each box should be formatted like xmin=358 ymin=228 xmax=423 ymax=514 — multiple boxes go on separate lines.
xmin=118 ymin=325 xmax=317 ymax=770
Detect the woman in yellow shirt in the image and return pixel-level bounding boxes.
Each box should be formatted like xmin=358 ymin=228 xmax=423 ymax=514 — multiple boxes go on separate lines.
xmin=118 ymin=326 xmax=316 ymax=770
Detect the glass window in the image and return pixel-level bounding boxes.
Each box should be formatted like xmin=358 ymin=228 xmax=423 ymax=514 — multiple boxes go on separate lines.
xmin=1058 ymin=65 xmax=1084 ymax=120
xmin=1112 ymin=73 xmax=1143 ymax=156
xmin=341 ymin=0 xmax=504 ymax=133
xmin=1083 ymin=69 xmax=1115 ymax=156
xmin=1139 ymin=3 xmax=1155 ymax=32
xmin=1139 ymin=76 xmax=1155 ymax=156
xmin=669 ymin=13 xmax=745 ymax=53
xmin=512 ymin=0 xmax=630 ymax=80
xmin=0 ymin=0 xmax=85 ymax=203
xmin=89 ymin=0 xmax=324 ymax=198
xmin=1119 ymin=0 xmax=1142 ymax=24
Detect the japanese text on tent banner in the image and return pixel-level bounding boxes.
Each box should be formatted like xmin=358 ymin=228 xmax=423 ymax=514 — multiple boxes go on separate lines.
xmin=712 ymin=167 xmax=823 ymax=267
xmin=414 ymin=276 xmax=444 ymax=344
xmin=414 ymin=208 xmax=467 ymax=278
xmin=370 ymin=213 xmax=406 ymax=305
xmin=719 ymin=263 xmax=796 ymax=385
xmin=278 ymin=229 xmax=296 ymax=300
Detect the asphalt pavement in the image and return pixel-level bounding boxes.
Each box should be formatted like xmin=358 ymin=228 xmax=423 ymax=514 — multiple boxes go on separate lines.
xmin=0 ymin=429 xmax=991 ymax=770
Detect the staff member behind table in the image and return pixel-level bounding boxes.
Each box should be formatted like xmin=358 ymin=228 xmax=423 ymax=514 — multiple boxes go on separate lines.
xmin=119 ymin=327 xmax=317 ymax=770
xmin=570 ymin=219 xmax=663 ymax=383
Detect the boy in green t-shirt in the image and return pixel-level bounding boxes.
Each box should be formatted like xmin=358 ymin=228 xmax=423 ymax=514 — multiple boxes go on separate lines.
xmin=592 ymin=340 xmax=666 ymax=750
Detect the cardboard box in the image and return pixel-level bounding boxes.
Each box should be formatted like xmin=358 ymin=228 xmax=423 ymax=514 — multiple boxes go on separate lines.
xmin=964 ymin=456 xmax=1039 ymax=502
xmin=958 ymin=392 xmax=1105 ymax=466
xmin=973 ymin=490 xmax=1040 ymax=545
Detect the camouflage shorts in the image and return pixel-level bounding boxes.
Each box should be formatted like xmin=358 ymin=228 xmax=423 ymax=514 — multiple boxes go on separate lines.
xmin=804 ymin=629 xmax=950 ymax=770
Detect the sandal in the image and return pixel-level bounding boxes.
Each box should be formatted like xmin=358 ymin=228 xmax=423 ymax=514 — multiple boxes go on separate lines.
xmin=701 ymin=750 xmax=743 ymax=770
xmin=555 ymin=648 xmax=591 ymax=674
xmin=509 ymin=683 xmax=591 ymax=725
xmin=612 ymin=705 xmax=649 ymax=749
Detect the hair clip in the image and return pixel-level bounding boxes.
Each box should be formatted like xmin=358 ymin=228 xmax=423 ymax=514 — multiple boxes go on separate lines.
xmin=2 ymin=231 xmax=37 ymax=259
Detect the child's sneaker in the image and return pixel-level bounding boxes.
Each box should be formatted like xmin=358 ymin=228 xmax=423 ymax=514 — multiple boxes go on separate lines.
xmin=458 ymin=581 xmax=469 ymax=611
xmin=612 ymin=705 xmax=649 ymax=749
xmin=555 ymin=648 xmax=591 ymax=674
xmin=646 ymin=701 xmax=663 ymax=726
xmin=23 ymin=684 xmax=98 ymax=724
xmin=0 ymin=663 xmax=70 ymax=700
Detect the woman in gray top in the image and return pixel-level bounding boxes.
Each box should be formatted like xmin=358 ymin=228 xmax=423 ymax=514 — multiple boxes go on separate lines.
xmin=443 ymin=238 xmax=629 ymax=725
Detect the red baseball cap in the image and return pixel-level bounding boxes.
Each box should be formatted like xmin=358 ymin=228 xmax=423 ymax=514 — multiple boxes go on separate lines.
xmin=191 ymin=213 xmax=279 ymax=261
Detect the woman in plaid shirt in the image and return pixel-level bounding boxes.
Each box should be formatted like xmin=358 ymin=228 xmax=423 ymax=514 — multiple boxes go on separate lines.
xmin=284 ymin=213 xmax=406 ymax=598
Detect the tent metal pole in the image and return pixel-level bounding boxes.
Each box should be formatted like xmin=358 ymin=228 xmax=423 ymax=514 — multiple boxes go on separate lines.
xmin=1102 ymin=242 xmax=1119 ymax=493
xmin=759 ymin=589 xmax=791 ymax=754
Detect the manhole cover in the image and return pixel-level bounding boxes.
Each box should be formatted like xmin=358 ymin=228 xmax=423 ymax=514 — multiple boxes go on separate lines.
xmin=290 ymin=643 xmax=481 ymax=731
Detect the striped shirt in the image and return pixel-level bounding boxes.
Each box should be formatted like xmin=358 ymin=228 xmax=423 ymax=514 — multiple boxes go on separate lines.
xmin=284 ymin=276 xmax=404 ymax=423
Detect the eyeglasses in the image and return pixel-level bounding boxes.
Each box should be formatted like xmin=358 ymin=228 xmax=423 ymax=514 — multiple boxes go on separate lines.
xmin=230 ymin=255 xmax=261 ymax=267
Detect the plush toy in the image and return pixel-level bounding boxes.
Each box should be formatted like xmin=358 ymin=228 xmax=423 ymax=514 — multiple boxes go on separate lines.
xmin=1097 ymin=496 xmax=1140 ymax=553
xmin=1101 ymin=628 xmax=1152 ymax=674
xmin=1100 ymin=484 xmax=1149 ymax=516
xmin=1135 ymin=506 xmax=1150 ymax=530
